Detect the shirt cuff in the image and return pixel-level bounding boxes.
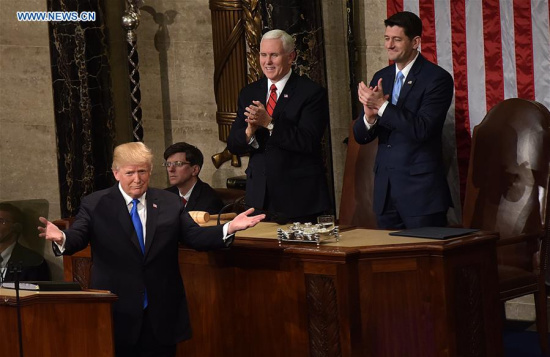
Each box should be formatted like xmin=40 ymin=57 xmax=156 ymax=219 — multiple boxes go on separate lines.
xmin=363 ymin=114 xmax=378 ymax=129
xmin=55 ymin=232 xmax=67 ymax=253
xmin=248 ymin=135 xmax=259 ymax=149
xmin=222 ymin=222 xmax=235 ymax=247
xmin=222 ymin=223 xmax=234 ymax=242
xmin=378 ymin=100 xmax=389 ymax=116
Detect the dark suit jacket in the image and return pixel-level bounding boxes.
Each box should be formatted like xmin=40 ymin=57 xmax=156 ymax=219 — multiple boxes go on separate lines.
xmin=166 ymin=178 xmax=224 ymax=214
xmin=227 ymin=72 xmax=331 ymax=219
xmin=59 ymin=185 xmax=228 ymax=346
xmin=353 ymin=54 xmax=454 ymax=217
xmin=3 ymin=242 xmax=50 ymax=282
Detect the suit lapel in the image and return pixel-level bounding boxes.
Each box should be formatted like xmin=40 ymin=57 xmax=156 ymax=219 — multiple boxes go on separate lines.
xmin=396 ymin=54 xmax=424 ymax=106
xmin=258 ymin=77 xmax=268 ymax=107
xmin=272 ymin=72 xmax=297 ymax=119
xmin=108 ymin=186 xmax=142 ymax=254
xmin=186 ymin=180 xmax=202 ymax=211
xmin=144 ymin=189 xmax=159 ymax=256
xmin=384 ymin=68 xmax=396 ymax=102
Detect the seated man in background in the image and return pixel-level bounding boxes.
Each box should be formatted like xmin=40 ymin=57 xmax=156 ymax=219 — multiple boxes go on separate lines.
xmin=163 ymin=142 xmax=224 ymax=214
xmin=0 ymin=202 xmax=50 ymax=282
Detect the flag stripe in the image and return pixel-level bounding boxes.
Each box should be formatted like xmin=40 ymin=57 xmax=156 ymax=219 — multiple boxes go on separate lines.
xmin=483 ymin=0 xmax=505 ymax=110
xmin=513 ymin=0 xmax=535 ymax=100
xmin=403 ymin=0 xmax=420 ymax=51
xmin=466 ymin=0 xmax=487 ymax=130
xmin=450 ymin=0 xmax=472 ymax=203
xmin=532 ymin=0 xmax=550 ymax=108
xmin=388 ymin=0 xmax=403 ymax=18
xmin=434 ymin=1 xmax=453 ymax=74
xmin=418 ymin=0 xmax=436 ymax=63
xmin=403 ymin=0 xmax=418 ymax=15
xmin=500 ymin=0 xmax=519 ymax=99
xmin=434 ymin=1 xmax=462 ymax=222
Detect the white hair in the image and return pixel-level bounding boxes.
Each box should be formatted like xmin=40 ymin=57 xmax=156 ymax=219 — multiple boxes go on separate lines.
xmin=261 ymin=29 xmax=295 ymax=53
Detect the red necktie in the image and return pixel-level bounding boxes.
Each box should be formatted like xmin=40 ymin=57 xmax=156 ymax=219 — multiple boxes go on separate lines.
xmin=181 ymin=197 xmax=187 ymax=205
xmin=266 ymin=84 xmax=277 ymax=116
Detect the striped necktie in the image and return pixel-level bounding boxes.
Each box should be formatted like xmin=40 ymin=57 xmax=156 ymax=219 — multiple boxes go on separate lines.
xmin=266 ymin=84 xmax=277 ymax=116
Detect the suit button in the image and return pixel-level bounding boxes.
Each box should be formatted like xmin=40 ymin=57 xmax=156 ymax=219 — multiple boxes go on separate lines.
xmin=387 ymin=144 xmax=392 ymax=148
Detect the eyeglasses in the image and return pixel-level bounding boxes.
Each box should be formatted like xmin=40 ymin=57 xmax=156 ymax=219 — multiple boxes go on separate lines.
xmin=162 ymin=161 xmax=192 ymax=168
xmin=0 ymin=218 xmax=13 ymax=225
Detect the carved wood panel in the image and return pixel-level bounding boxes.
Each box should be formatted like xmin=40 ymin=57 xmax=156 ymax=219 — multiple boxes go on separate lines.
xmin=306 ymin=274 xmax=342 ymax=357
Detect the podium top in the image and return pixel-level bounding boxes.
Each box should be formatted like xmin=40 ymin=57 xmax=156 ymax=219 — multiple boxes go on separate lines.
xmin=0 ymin=287 xmax=117 ymax=306
xmin=232 ymin=222 xmax=497 ymax=253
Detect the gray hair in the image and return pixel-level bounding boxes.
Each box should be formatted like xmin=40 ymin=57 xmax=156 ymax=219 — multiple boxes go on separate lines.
xmin=261 ymin=29 xmax=295 ymax=54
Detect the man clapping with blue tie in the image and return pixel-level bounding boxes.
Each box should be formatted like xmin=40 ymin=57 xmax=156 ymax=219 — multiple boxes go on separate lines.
xmin=354 ymin=11 xmax=454 ymax=229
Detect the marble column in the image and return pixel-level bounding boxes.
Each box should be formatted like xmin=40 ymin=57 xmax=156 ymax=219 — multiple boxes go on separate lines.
xmin=47 ymin=0 xmax=116 ymax=217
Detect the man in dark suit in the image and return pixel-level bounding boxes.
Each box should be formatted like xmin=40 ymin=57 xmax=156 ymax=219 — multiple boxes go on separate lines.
xmin=163 ymin=142 xmax=224 ymax=214
xmin=353 ymin=11 xmax=454 ymax=229
xmin=38 ymin=142 xmax=264 ymax=357
xmin=0 ymin=202 xmax=50 ymax=283
xmin=227 ymin=29 xmax=331 ymax=223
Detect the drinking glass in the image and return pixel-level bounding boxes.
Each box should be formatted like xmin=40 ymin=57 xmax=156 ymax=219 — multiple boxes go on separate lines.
xmin=317 ymin=215 xmax=335 ymax=232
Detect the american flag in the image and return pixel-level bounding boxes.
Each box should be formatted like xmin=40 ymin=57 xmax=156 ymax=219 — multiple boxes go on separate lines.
xmin=387 ymin=0 xmax=550 ymax=221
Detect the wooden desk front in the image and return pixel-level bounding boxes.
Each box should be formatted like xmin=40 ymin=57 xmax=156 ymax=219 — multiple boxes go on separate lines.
xmin=64 ymin=224 xmax=503 ymax=357
xmin=0 ymin=289 xmax=116 ymax=357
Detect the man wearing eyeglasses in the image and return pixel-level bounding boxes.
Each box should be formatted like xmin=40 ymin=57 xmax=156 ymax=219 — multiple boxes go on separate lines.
xmin=0 ymin=202 xmax=50 ymax=283
xmin=163 ymin=142 xmax=224 ymax=214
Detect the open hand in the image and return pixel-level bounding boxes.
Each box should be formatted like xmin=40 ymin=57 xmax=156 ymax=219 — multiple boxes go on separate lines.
xmin=227 ymin=208 xmax=265 ymax=234
xmin=37 ymin=217 xmax=64 ymax=244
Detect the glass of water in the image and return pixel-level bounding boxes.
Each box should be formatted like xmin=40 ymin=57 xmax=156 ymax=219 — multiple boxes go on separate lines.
xmin=317 ymin=215 xmax=335 ymax=232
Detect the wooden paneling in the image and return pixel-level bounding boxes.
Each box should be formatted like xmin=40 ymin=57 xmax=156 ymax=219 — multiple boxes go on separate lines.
xmin=63 ymin=227 xmax=503 ymax=357
xmin=0 ymin=290 xmax=116 ymax=357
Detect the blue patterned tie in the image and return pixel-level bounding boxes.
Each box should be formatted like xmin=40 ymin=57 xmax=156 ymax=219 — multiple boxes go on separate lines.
xmin=130 ymin=199 xmax=145 ymax=253
xmin=130 ymin=198 xmax=148 ymax=308
xmin=392 ymin=71 xmax=404 ymax=105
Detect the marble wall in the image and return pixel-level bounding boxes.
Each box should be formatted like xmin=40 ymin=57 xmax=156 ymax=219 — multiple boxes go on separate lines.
xmin=135 ymin=0 xmax=246 ymax=191
xmin=0 ymin=0 xmax=62 ymax=278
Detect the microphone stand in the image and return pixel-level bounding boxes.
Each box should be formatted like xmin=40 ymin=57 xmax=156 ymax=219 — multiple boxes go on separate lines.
xmin=8 ymin=262 xmax=24 ymax=357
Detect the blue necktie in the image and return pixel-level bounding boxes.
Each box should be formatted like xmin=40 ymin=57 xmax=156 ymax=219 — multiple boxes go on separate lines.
xmin=130 ymin=199 xmax=148 ymax=308
xmin=392 ymin=71 xmax=404 ymax=104
xmin=130 ymin=199 xmax=145 ymax=253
